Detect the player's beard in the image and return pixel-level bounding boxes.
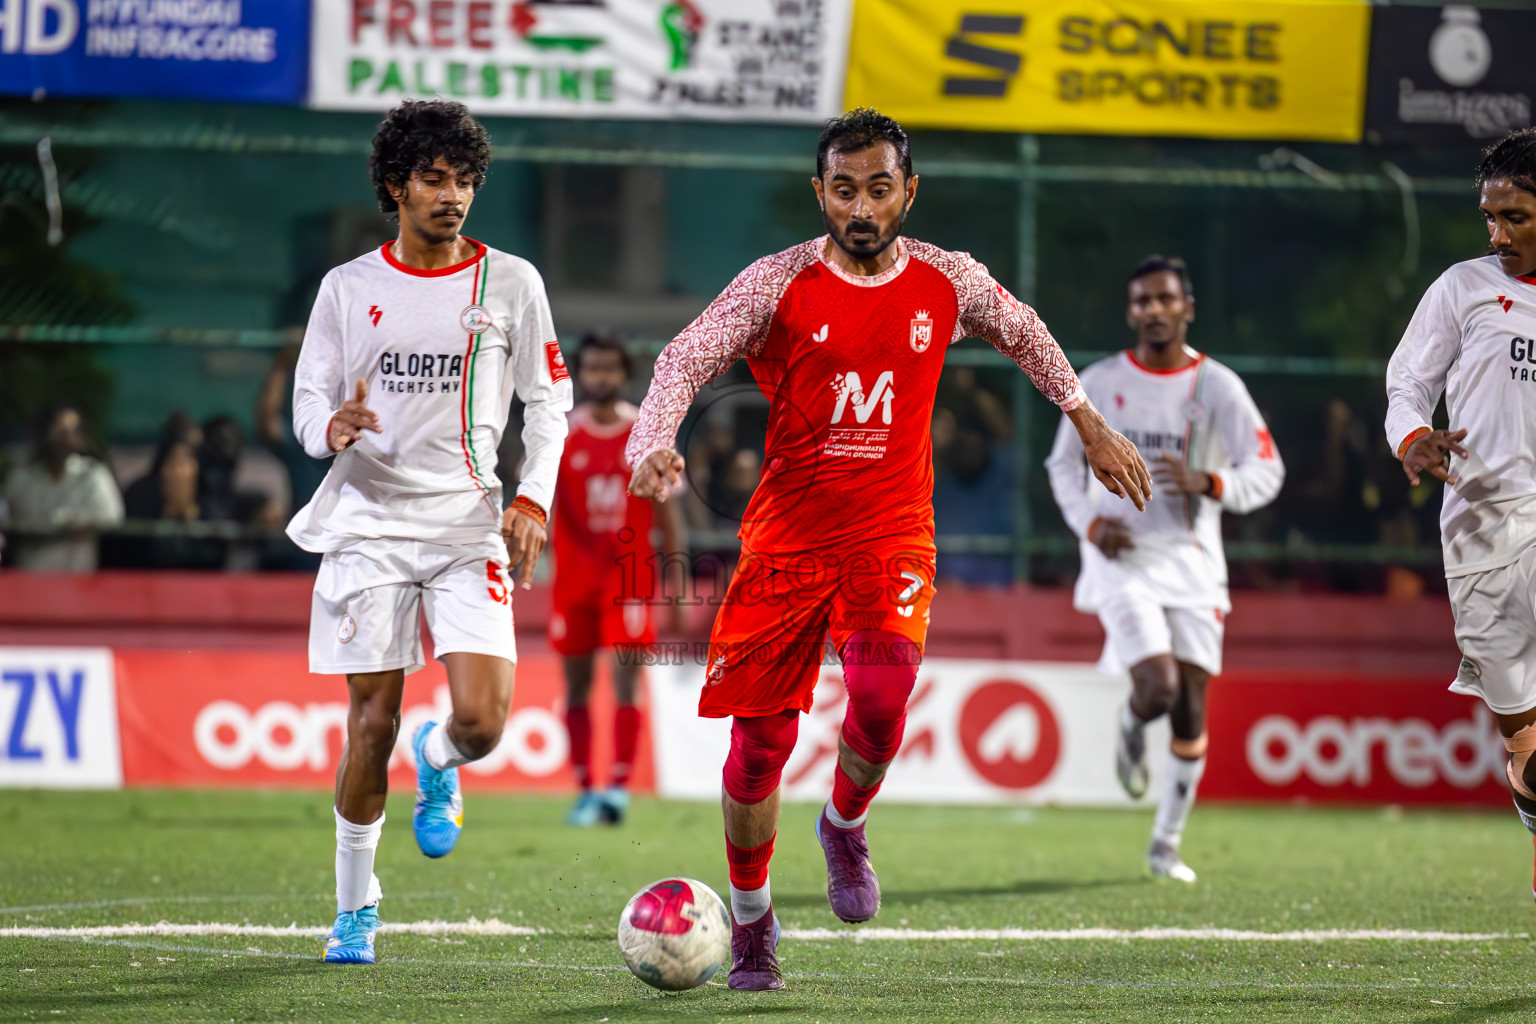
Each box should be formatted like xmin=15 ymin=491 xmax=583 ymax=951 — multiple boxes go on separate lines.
xmin=582 ymin=381 xmax=620 ymax=405
xmin=826 ymin=201 xmax=908 ymax=262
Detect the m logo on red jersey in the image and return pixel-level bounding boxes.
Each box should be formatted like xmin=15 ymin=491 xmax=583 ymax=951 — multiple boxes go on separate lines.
xmin=830 ymin=371 xmax=895 ymax=425
xmin=1498 ymin=295 xmax=1514 ymax=313
xmin=368 ymin=305 xmax=382 ymax=327
xmin=910 ymin=310 xmax=933 ymax=353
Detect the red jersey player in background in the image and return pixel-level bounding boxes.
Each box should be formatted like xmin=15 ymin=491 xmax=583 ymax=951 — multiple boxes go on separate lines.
xmin=627 ymin=108 xmax=1149 ymax=991
xmin=552 ymin=334 xmax=686 ymax=827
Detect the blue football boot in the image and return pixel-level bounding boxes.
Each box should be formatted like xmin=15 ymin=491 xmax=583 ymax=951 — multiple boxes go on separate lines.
xmin=566 ymin=789 xmax=604 ymax=827
xmin=411 ymin=721 xmax=463 ymax=858
xmin=320 ymin=905 xmax=378 ymax=964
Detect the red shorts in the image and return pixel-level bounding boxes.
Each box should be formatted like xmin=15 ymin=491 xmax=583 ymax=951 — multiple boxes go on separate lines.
xmin=550 ymin=574 xmax=655 ymax=657
xmin=700 ymin=536 xmax=936 ymax=718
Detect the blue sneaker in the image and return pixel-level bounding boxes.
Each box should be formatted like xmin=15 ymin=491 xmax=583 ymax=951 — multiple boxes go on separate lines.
xmin=320 ymin=905 xmax=378 ymax=964
xmin=411 ymin=721 xmax=463 ymax=858
xmin=566 ymin=790 xmax=604 ymax=827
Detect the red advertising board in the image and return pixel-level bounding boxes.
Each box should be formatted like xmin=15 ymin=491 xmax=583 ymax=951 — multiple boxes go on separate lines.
xmin=1204 ymin=673 xmax=1509 ymax=807
xmin=113 ymin=650 xmax=653 ymax=792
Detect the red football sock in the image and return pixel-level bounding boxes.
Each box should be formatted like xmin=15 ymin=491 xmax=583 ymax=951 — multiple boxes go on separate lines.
xmin=565 ymin=706 xmax=592 ymax=790
xmin=611 ymin=705 xmax=640 ymax=787
xmin=725 ymin=833 xmax=775 ymax=891
xmin=830 ymin=763 xmax=880 ymax=826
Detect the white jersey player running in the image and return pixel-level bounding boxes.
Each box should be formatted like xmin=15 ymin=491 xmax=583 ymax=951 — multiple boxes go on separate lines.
xmin=1047 ymin=255 xmax=1284 ymax=882
xmin=290 ymin=101 xmax=572 ymax=964
xmin=1385 ymin=128 xmax=1536 ymax=898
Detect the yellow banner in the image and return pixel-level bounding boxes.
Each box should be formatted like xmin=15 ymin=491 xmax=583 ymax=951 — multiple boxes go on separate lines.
xmin=845 ymin=0 xmax=1371 ymax=141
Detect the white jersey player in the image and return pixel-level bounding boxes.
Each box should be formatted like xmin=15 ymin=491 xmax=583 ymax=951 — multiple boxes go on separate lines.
xmin=291 ymin=101 xmax=571 ymax=965
xmin=1385 ymin=128 xmax=1536 ymax=898
xmin=1047 ymin=255 xmax=1284 ymax=882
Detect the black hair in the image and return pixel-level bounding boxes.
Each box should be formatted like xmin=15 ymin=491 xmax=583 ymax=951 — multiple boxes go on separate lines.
xmin=1129 ymin=254 xmax=1194 ymax=300
xmin=31 ymin=401 xmax=91 ymax=460
xmin=574 ymin=332 xmax=632 ymax=379
xmin=1478 ymin=127 xmax=1536 ymax=197
xmin=370 ymin=100 xmax=492 ymax=215
xmin=816 ymin=107 xmax=912 ymax=180
xmin=146 ymin=412 xmax=201 ymax=478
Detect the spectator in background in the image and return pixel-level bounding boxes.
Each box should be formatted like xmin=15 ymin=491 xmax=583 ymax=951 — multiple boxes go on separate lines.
xmin=931 ymin=407 xmax=1016 ymax=585
xmin=108 ymin=413 xmax=226 ymax=570
xmin=200 ymin=414 xmax=281 ymax=529
xmin=0 ymin=404 xmax=123 ymax=572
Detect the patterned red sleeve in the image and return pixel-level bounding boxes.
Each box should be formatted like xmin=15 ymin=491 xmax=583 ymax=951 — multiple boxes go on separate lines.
xmin=908 ymin=240 xmax=1086 ymax=411
xmin=626 ymin=241 xmax=820 ymax=468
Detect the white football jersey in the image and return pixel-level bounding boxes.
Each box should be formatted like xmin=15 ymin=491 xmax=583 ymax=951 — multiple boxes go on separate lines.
xmin=1046 ymin=350 xmax=1285 ymax=612
xmin=1386 ymin=256 xmax=1536 ymax=578
xmin=287 ymin=239 xmax=573 ymax=553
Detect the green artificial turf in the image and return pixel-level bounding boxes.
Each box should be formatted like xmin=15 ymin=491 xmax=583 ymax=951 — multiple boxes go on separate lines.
xmin=1 ymin=790 xmax=1533 ymax=1022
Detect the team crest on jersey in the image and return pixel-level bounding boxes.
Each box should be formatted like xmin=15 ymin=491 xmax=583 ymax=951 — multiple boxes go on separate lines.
xmin=460 ymin=304 xmax=493 ymax=334
xmin=546 ymin=341 xmax=570 ymax=382
xmin=338 ymin=613 xmax=356 ymax=645
xmin=910 ymin=310 xmax=934 ymax=353
xmin=1181 ymin=398 xmax=1206 ymax=423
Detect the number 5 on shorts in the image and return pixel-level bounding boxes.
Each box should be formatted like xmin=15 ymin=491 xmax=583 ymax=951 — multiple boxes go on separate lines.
xmin=486 ymin=561 xmax=509 ymax=605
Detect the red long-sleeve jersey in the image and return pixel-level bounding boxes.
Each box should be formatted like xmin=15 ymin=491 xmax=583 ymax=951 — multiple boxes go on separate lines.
xmin=627 ymin=235 xmax=1086 ymax=556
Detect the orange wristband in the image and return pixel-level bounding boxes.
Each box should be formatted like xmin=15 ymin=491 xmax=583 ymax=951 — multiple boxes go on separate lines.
xmin=510 ymin=495 xmax=547 ymax=527
xmin=1396 ymin=426 xmax=1432 ymax=461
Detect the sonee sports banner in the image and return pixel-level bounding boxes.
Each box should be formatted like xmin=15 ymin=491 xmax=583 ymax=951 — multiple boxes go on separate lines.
xmin=310 ymin=0 xmax=853 ymax=123
xmin=844 ymin=0 xmax=1372 ymax=142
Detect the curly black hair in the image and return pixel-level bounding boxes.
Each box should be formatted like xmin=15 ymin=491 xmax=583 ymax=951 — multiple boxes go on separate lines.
xmin=370 ymin=100 xmax=492 ymax=215
xmin=1478 ymin=127 xmax=1536 ymax=197
xmin=816 ymin=107 xmax=912 ymax=180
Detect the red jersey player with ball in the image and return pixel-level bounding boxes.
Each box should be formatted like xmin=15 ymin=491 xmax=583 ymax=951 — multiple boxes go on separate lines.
xmin=627 ymin=109 xmax=1150 ymax=991
xmin=551 ymin=334 xmax=686 ymax=827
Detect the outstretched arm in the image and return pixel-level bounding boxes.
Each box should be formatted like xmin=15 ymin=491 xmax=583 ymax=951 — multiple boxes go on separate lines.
xmin=626 ymin=257 xmax=786 ymax=499
xmin=951 ymin=258 xmax=1150 ymax=509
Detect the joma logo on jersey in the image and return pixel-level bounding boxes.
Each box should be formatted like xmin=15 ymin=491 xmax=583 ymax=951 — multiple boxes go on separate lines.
xmin=830 ymin=371 xmax=895 ymax=425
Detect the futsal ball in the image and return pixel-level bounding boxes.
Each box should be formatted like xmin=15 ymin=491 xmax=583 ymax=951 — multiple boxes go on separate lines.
xmin=617 ymin=877 xmax=732 ymax=991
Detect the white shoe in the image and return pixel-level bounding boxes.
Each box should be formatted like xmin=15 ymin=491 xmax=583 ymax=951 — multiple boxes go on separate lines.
xmin=1149 ymin=840 xmax=1196 ymax=883
xmin=1115 ymin=707 xmax=1149 ymax=800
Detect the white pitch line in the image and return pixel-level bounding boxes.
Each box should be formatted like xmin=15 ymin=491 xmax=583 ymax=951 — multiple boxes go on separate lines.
xmin=0 ymin=922 xmax=1523 ymax=943
xmin=0 ymin=920 xmax=543 ymax=940
xmin=784 ymin=927 xmax=1526 ymax=943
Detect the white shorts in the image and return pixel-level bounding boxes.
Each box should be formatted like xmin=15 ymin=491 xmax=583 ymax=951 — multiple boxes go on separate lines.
xmin=1096 ymin=594 xmax=1224 ymax=677
xmin=1449 ymin=545 xmax=1536 ymax=715
xmin=310 ymin=539 xmax=517 ymax=676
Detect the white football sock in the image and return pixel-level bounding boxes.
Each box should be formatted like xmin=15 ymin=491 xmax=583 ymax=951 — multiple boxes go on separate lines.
xmin=729 ymin=882 xmax=771 ymax=925
xmin=1151 ymin=752 xmax=1206 ymax=848
xmin=335 ymin=808 xmax=384 ymax=912
xmin=423 ymin=720 xmax=473 ymax=770
xmin=824 ymin=797 xmax=866 ymax=830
